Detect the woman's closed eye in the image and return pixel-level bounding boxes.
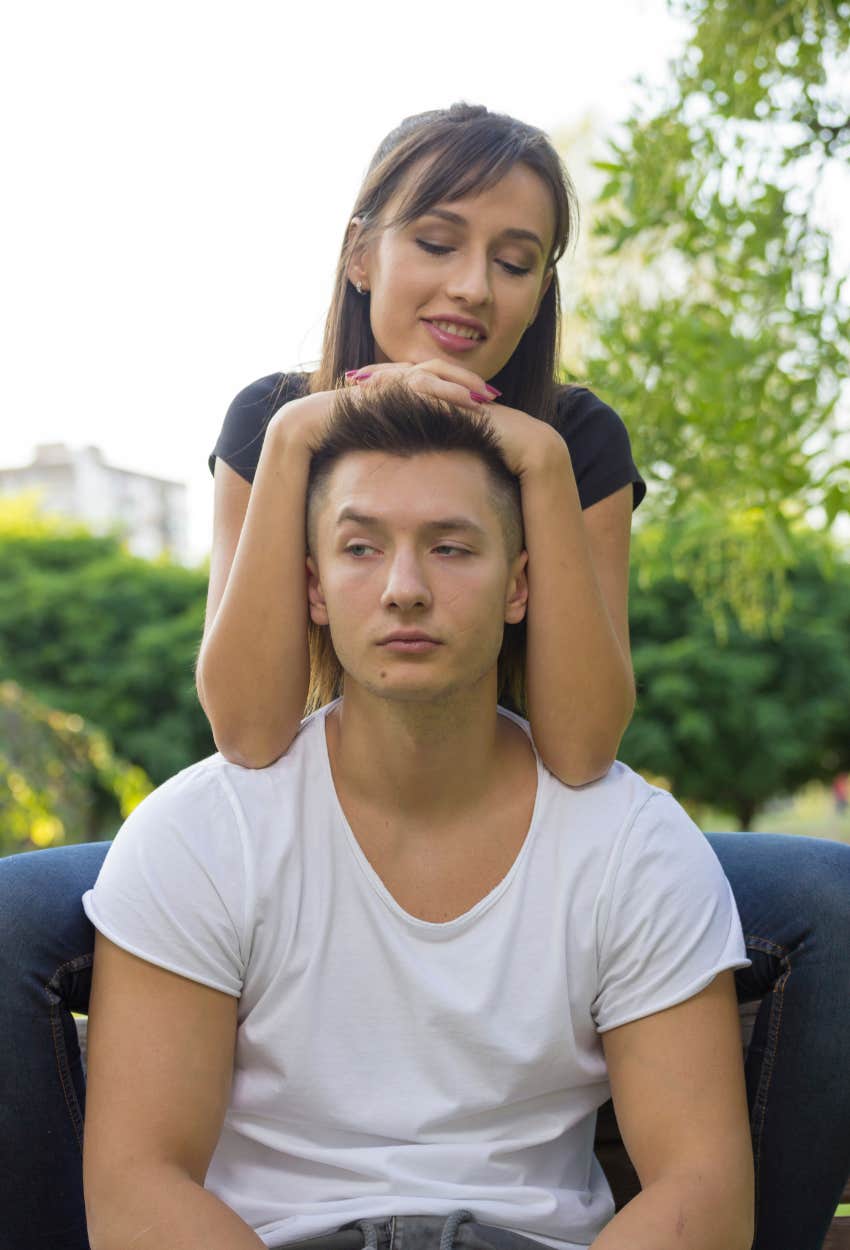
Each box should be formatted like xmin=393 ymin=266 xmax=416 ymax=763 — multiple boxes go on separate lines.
xmin=415 ymin=238 xmax=531 ymax=277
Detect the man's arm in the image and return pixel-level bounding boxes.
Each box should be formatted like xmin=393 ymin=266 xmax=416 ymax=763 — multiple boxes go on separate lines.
xmin=593 ymin=971 xmax=754 ymax=1250
xmin=84 ymin=932 xmax=264 ymax=1250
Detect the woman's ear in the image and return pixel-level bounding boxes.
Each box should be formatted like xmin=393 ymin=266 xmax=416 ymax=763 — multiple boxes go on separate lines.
xmin=306 ymin=555 xmax=329 ymax=626
xmin=346 ymin=216 xmax=370 ymax=295
xmin=504 ymin=550 xmax=529 ymax=625
xmin=528 ymin=268 xmax=554 ymax=327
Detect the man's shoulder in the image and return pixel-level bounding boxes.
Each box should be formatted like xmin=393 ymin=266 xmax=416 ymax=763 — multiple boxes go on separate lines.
xmin=546 ymin=758 xmax=673 ymax=842
xmin=497 ymin=707 xmax=678 ymax=859
xmin=126 ymin=706 xmax=330 ymax=833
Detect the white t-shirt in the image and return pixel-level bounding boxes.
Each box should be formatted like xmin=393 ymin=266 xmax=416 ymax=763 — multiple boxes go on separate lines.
xmin=83 ymin=703 xmax=750 ymax=1250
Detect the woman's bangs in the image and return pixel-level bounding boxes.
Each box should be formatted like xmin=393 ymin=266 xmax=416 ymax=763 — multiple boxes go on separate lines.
xmin=390 ymin=139 xmax=525 ymax=229
xmin=389 ymin=138 xmax=567 ymax=263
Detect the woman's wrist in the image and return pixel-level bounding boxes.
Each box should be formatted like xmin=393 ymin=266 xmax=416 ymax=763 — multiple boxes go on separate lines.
xmin=266 ymin=394 xmax=332 ymax=458
xmin=517 ymin=422 xmax=573 ymax=482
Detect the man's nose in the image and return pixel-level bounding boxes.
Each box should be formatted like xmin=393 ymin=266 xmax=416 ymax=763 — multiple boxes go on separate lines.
xmin=380 ymin=551 xmax=432 ymax=610
xmin=444 ymin=250 xmax=492 ymax=307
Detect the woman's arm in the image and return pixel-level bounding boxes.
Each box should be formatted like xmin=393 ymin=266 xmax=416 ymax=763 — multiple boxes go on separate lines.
xmin=482 ymin=411 xmax=635 ymax=785
xmin=195 ymin=394 xmax=331 ymax=768
xmin=523 ymin=440 xmax=636 ymax=784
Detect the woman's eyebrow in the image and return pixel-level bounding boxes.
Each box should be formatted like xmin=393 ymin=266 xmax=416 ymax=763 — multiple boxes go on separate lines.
xmin=420 ymin=208 xmax=544 ymax=253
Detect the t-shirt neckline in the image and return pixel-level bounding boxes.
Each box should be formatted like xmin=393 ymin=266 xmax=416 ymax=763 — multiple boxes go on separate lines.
xmin=315 ymin=699 xmax=545 ymax=935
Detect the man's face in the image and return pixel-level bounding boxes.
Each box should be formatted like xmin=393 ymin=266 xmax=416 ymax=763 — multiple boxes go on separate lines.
xmin=307 ymin=451 xmax=528 ymax=704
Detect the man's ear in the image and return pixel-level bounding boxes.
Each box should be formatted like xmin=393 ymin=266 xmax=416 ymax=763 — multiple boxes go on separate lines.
xmin=306 ymin=554 xmax=329 ymax=626
xmin=505 ymin=549 xmax=529 ymax=625
xmin=345 ymin=216 xmax=370 ymax=295
xmin=528 ymin=268 xmax=554 ymax=327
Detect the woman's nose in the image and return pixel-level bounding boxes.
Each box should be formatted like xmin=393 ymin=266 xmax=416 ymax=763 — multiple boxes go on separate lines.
xmin=444 ymin=251 xmax=492 ymax=307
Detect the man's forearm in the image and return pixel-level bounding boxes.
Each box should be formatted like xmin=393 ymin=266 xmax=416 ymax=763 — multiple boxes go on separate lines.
xmin=87 ymin=1164 xmax=265 ymax=1250
xmin=589 ymin=1170 xmax=753 ymax=1250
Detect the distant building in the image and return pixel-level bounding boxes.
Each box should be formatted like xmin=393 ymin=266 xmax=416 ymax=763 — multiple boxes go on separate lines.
xmin=0 ymin=444 xmax=189 ymax=563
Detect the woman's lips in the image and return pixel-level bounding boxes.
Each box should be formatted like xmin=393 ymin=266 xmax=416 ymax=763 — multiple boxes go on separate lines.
xmin=423 ymin=320 xmax=484 ymax=353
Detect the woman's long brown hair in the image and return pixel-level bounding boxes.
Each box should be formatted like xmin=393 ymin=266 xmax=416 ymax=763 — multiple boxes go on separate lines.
xmin=301 ymin=103 xmax=579 ymax=715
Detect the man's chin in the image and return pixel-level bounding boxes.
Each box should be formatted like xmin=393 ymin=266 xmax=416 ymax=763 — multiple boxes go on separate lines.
xmin=362 ymin=680 xmax=459 ymax=704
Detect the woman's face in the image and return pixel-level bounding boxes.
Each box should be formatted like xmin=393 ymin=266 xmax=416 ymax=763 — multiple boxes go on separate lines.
xmin=352 ymin=163 xmax=556 ymax=381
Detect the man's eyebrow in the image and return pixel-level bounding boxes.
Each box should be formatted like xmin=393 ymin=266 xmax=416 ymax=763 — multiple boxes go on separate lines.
xmin=336 ymin=508 xmax=487 ymax=537
xmin=420 ymin=208 xmax=545 ymax=253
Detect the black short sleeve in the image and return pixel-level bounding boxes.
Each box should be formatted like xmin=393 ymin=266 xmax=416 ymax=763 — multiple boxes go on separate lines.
xmin=210 ymin=375 xmax=646 ymax=512
xmin=554 ymin=387 xmax=646 ymax=512
xmin=208 ymin=373 xmax=309 ymax=483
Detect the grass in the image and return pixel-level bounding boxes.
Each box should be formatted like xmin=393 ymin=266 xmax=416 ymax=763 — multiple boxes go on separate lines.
xmin=691 ymin=781 xmax=850 ymax=844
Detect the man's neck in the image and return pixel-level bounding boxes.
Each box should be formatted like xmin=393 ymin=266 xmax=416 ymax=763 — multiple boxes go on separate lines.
xmin=325 ymin=679 xmax=515 ymax=825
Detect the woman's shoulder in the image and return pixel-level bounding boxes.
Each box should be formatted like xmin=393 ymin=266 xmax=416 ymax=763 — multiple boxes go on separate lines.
xmin=552 ymin=383 xmax=647 ymax=511
xmin=209 ymin=371 xmax=310 ymax=483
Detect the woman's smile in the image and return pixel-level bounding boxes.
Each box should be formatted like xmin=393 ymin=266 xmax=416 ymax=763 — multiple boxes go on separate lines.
xmin=362 ymin=163 xmax=555 ymax=377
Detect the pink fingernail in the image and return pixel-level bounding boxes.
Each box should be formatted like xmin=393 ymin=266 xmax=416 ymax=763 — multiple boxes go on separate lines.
xmin=355 ymin=370 xmax=373 ymax=380
xmin=469 ymin=391 xmax=490 ymax=403
xmin=484 ymin=385 xmax=502 ymax=397
xmin=344 ymin=370 xmax=358 ymax=379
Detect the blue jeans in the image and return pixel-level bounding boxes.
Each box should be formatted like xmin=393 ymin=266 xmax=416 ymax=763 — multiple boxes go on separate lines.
xmin=0 ymin=833 xmax=848 ymax=1250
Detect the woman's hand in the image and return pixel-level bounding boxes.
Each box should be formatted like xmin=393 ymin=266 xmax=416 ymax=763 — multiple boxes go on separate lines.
xmin=345 ymin=359 xmax=497 ymax=414
xmin=267 ymin=390 xmax=339 ymax=453
xmin=346 ymin=361 xmax=565 ymax=479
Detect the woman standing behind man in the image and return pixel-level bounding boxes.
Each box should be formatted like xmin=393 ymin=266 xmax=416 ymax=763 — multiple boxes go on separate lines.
xmin=1 ymin=103 xmax=848 ymax=1250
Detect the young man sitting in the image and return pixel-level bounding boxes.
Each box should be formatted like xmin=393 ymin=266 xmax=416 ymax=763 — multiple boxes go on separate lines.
xmin=82 ymin=384 xmax=754 ymax=1250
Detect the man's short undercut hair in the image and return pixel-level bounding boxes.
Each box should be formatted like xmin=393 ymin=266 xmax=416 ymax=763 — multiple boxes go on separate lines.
xmin=304 ymin=382 xmax=527 ymax=716
xmin=306 ymin=382 xmax=524 ymax=559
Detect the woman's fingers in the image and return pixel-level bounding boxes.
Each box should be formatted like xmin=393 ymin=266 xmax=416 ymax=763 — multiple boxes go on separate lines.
xmin=413 ymin=358 xmax=500 ymax=398
xmin=344 ymin=359 xmax=499 ymax=407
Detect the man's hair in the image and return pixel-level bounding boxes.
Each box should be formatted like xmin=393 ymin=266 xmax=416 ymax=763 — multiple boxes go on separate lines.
xmin=305 ymin=382 xmax=527 ymax=715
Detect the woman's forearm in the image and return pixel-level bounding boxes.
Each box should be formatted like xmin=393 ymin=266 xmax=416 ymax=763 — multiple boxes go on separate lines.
xmin=521 ymin=439 xmax=635 ymax=785
xmin=196 ymin=414 xmax=314 ymax=768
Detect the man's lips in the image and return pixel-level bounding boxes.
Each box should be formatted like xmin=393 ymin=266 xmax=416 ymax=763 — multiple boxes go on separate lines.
xmin=378 ymin=631 xmax=441 ymax=645
xmin=378 ymin=631 xmax=442 ymax=653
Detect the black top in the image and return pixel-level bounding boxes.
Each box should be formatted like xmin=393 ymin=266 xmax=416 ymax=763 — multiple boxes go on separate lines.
xmin=209 ymin=373 xmax=646 ymax=512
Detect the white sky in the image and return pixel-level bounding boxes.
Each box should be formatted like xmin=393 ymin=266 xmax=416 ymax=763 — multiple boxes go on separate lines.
xmin=2 ymin=1 xmax=695 ymax=559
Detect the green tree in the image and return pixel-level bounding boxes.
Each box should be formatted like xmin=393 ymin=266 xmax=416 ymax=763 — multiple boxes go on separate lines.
xmin=0 ymin=504 xmax=213 ymax=783
xmin=622 ymin=524 xmax=850 ymax=827
xmin=0 ymin=681 xmax=152 ymax=856
xmin=577 ymin=0 xmax=850 ymax=633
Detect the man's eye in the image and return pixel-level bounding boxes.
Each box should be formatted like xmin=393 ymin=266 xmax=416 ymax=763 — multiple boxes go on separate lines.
xmin=434 ymin=545 xmax=468 ymax=556
xmin=346 ymin=544 xmax=376 ymax=557
xmin=416 ymin=239 xmax=452 ymax=256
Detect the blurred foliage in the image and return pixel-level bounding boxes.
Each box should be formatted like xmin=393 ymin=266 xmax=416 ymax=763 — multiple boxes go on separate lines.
xmin=622 ymin=522 xmax=850 ymax=827
xmin=577 ymin=0 xmax=850 ymax=634
xmin=0 ymin=501 xmax=213 ymax=785
xmin=0 ymin=680 xmax=152 ymax=857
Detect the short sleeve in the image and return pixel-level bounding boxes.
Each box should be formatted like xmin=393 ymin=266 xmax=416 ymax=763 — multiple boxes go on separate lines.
xmin=82 ymin=763 xmax=250 ymax=997
xmin=554 ymin=387 xmax=646 ymax=512
xmin=208 ymin=372 xmax=307 ymax=484
xmin=592 ymin=791 xmax=750 ymax=1033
